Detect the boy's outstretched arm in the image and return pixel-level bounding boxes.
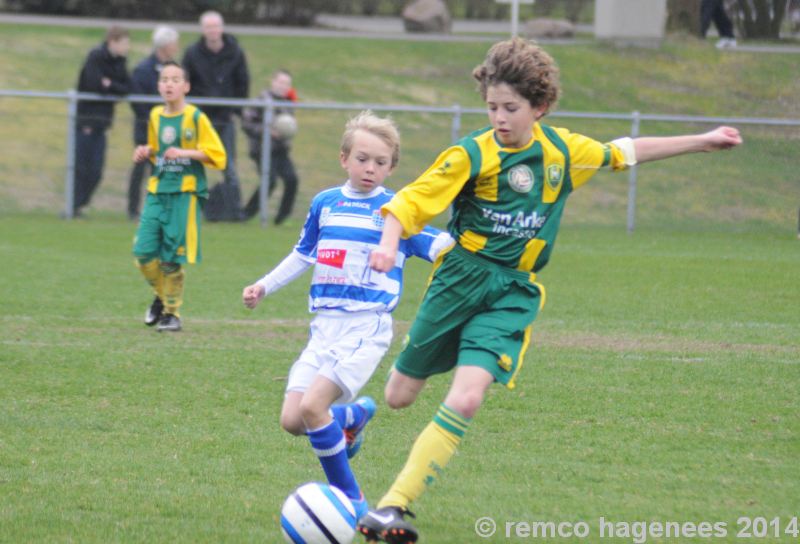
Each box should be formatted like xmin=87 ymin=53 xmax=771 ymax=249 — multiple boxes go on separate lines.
xmin=242 ymin=252 xmax=313 ymax=309
xmin=370 ymin=212 xmax=404 ymax=273
xmin=634 ymin=126 xmax=742 ymax=164
xmin=242 ymin=284 xmax=266 ymax=309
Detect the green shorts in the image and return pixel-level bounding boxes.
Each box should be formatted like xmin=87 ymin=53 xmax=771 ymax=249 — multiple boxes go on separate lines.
xmin=394 ymin=244 xmax=545 ymax=389
xmin=132 ymin=192 xmax=203 ymax=264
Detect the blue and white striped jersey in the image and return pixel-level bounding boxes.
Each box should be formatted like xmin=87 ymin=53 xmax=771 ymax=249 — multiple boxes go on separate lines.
xmin=294 ymin=183 xmax=453 ymax=313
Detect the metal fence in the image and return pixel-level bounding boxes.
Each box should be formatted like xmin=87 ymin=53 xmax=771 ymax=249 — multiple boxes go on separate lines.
xmin=1 ymin=89 xmax=798 ymax=231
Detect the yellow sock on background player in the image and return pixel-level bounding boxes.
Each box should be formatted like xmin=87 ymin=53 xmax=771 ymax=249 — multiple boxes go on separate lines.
xmin=160 ymin=263 xmax=184 ymax=319
xmin=137 ymin=258 xmax=164 ymax=327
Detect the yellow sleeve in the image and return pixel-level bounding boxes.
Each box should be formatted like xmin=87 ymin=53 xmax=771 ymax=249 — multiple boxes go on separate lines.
xmin=196 ymin=112 xmax=227 ymax=171
xmin=552 ymin=127 xmax=628 ymax=190
xmin=147 ymin=106 xmax=160 ymax=165
xmin=382 ymin=145 xmax=472 ymax=237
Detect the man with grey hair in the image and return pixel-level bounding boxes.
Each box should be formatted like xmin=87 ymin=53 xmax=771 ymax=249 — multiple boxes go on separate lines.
xmin=127 ymin=25 xmax=180 ymax=220
xmin=183 ymin=10 xmax=250 ymax=221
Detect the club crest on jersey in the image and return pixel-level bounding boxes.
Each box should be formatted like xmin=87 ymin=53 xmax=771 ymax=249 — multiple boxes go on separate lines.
xmin=161 ymin=126 xmax=177 ymax=145
xmin=319 ymin=207 xmax=331 ymax=226
xmin=372 ymin=210 xmax=385 ymax=228
xmin=183 ymin=128 xmax=194 ymax=141
xmin=546 ymin=164 xmax=563 ymax=191
xmin=508 ymin=164 xmax=534 ymax=193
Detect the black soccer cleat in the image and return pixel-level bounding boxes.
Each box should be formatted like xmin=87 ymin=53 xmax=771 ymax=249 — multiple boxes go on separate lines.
xmin=358 ymin=506 xmax=418 ymax=543
xmin=144 ymin=296 xmax=164 ymax=326
xmin=156 ymin=313 xmax=182 ymax=332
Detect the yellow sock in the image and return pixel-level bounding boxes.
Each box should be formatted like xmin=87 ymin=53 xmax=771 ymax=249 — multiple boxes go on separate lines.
xmin=378 ymin=404 xmax=469 ymax=509
xmin=161 ymin=266 xmax=185 ymax=317
xmin=136 ymin=258 xmax=163 ymax=299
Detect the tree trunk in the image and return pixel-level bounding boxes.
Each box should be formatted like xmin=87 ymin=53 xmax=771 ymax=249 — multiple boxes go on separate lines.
xmin=732 ymin=0 xmax=788 ymax=38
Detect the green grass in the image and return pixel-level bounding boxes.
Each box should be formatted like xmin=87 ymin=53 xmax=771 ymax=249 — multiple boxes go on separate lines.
xmin=1 ymin=213 xmax=798 ymax=542
xmin=1 ymin=21 xmax=799 ymax=543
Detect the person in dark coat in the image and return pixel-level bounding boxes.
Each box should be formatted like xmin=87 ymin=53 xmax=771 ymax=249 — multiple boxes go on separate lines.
xmin=241 ymin=69 xmax=300 ymax=225
xmin=126 ymin=25 xmax=180 ymax=220
xmin=71 ymin=25 xmax=131 ymax=217
xmin=182 ymin=10 xmax=250 ymax=220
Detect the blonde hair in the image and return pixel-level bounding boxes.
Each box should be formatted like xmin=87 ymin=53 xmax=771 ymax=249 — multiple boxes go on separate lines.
xmin=472 ymin=37 xmax=560 ymax=114
xmin=340 ymin=110 xmax=400 ymax=168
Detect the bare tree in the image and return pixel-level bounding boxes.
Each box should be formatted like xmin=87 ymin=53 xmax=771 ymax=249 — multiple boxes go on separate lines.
xmin=730 ymin=0 xmax=788 ymax=38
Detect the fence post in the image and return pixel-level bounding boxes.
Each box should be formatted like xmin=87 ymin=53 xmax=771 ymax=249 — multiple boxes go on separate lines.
xmin=63 ymin=89 xmax=78 ymax=219
xmin=626 ymin=110 xmax=640 ymax=233
xmin=450 ymin=103 xmax=462 ymax=143
xmin=258 ymin=95 xmax=275 ymax=227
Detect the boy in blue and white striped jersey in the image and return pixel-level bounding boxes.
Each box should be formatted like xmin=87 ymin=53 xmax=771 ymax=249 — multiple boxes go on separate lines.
xmin=242 ymin=111 xmax=453 ymax=521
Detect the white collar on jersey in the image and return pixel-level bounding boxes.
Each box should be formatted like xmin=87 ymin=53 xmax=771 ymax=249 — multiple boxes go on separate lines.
xmin=342 ymin=181 xmax=386 ymax=199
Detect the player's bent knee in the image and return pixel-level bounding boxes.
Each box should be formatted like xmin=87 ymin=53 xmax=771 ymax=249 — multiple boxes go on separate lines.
xmin=298 ymin=397 xmax=331 ymax=429
xmin=384 ymin=371 xmax=425 ymax=409
xmin=445 ymin=390 xmax=484 ymax=419
xmin=384 ymin=388 xmax=415 ymax=410
xmin=160 ymin=261 xmax=180 ymax=274
xmin=279 ymin=412 xmax=305 ymax=436
xmin=135 ymin=255 xmax=156 ymax=265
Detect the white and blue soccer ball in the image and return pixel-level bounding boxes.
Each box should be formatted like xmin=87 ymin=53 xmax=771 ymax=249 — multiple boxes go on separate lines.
xmin=280 ymin=482 xmax=357 ymax=544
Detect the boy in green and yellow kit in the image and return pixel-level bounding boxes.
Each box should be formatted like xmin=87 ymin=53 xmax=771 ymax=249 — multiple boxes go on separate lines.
xmin=359 ymin=38 xmax=742 ymax=543
xmin=132 ymin=61 xmax=226 ymax=331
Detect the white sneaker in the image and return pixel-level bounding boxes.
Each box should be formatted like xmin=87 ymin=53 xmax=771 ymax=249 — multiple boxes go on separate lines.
xmin=716 ymin=38 xmax=737 ymax=49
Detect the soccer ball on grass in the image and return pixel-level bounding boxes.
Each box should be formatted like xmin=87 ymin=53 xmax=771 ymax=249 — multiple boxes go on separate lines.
xmin=280 ymin=482 xmax=357 ymax=543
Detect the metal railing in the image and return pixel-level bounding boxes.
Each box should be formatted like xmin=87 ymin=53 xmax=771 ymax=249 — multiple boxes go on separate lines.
xmin=1 ymin=88 xmax=799 ymax=230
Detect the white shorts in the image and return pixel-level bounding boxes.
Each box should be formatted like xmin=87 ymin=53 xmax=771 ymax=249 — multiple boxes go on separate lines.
xmin=287 ymin=311 xmax=393 ymax=403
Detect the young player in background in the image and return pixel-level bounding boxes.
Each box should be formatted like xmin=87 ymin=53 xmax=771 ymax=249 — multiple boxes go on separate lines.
xmin=242 ymin=111 xmax=452 ymax=520
xmin=132 ymin=61 xmax=226 ymax=332
xmin=359 ymin=38 xmax=742 ymax=543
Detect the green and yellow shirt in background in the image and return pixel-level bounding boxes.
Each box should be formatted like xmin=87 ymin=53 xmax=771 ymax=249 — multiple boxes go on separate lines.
xmin=146 ymin=103 xmax=226 ymax=198
xmin=383 ymin=122 xmax=629 ymax=275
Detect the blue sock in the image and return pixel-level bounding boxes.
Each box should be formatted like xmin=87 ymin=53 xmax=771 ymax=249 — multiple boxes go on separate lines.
xmin=307 ymin=420 xmax=361 ymax=500
xmin=330 ymin=403 xmax=366 ymax=431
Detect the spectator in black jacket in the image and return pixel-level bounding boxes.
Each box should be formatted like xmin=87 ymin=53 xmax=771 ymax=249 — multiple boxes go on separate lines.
xmin=182 ymin=10 xmax=250 ymax=220
xmin=126 ymin=25 xmax=180 ymax=220
xmin=70 ymin=25 xmax=131 ymax=218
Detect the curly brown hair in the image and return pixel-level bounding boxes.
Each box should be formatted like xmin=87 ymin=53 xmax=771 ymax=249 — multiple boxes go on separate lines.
xmin=472 ymin=38 xmax=560 ymax=114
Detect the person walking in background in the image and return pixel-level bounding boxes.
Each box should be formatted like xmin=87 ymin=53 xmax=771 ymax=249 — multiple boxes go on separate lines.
xmin=132 ymin=62 xmax=226 ymax=332
xmin=241 ymin=69 xmax=300 ymax=224
xmin=127 ymin=25 xmax=180 ymax=221
xmin=182 ymin=10 xmax=250 ymax=221
xmin=701 ymin=0 xmax=737 ymax=48
xmin=69 ymin=25 xmax=131 ymax=218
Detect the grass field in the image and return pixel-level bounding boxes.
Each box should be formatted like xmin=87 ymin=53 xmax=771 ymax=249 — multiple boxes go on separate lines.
xmin=1 ymin=17 xmax=799 ymax=544
xmin=1 ymin=212 xmax=798 ymax=542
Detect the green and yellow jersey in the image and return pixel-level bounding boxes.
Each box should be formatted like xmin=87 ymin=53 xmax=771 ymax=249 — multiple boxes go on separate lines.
xmin=384 ymin=122 xmax=629 ymax=274
xmin=146 ymin=103 xmax=226 ymax=198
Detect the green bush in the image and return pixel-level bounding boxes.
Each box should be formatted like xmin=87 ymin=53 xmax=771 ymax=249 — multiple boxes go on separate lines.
xmin=1 ymin=0 xmax=329 ymax=24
